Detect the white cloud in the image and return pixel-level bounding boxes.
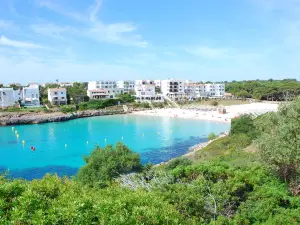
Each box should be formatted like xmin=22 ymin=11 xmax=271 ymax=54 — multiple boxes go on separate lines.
xmin=38 ymin=1 xmax=87 ymax=22
xmin=37 ymin=0 xmax=148 ymax=47
xmin=184 ymin=46 xmax=229 ymax=59
xmin=30 ymin=23 xmax=74 ymax=39
xmin=0 ymin=35 xmax=43 ymax=49
xmin=89 ymin=0 xmax=102 ymax=23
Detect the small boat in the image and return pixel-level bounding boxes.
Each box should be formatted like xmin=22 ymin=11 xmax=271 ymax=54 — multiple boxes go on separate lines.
xmin=30 ymin=146 xmax=36 ymax=151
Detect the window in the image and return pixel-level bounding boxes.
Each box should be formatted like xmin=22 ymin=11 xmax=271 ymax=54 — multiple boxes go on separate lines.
xmin=54 ymin=92 xmax=57 ymax=95
xmin=62 ymin=97 xmax=65 ymax=99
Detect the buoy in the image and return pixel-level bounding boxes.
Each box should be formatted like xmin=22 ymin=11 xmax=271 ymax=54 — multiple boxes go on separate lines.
xmin=86 ymin=141 xmax=89 ymax=144
xmin=12 ymin=127 xmax=15 ymax=131
xmin=157 ymin=132 xmax=160 ymax=135
xmin=30 ymin=146 xmax=36 ymax=151
xmin=16 ymin=134 xmax=20 ymax=138
xmin=15 ymin=130 xmax=18 ymax=134
xmin=142 ymin=133 xmax=144 ymax=136
xmin=104 ymin=138 xmax=107 ymax=142
xmin=22 ymin=140 xmax=25 ymax=144
xmin=65 ymin=144 xmax=67 ymax=147
xmin=122 ymin=136 xmax=124 ymax=140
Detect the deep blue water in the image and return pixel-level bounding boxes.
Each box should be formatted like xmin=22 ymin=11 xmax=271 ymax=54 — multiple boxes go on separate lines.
xmin=0 ymin=115 xmax=229 ymax=179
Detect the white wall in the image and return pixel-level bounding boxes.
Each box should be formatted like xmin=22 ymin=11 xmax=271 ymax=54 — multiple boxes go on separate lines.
xmin=48 ymin=89 xmax=67 ymax=104
xmin=0 ymin=88 xmax=16 ymax=107
xmin=23 ymin=85 xmax=40 ymax=106
xmin=161 ymin=79 xmax=185 ymax=96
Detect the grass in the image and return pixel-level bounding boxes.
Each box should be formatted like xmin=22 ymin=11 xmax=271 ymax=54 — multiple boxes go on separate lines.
xmin=193 ymin=134 xmax=252 ymax=163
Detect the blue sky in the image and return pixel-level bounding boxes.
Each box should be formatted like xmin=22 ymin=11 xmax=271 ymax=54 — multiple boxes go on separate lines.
xmin=0 ymin=0 xmax=300 ymax=84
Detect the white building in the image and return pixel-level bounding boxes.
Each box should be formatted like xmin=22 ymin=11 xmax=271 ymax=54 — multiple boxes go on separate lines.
xmin=59 ymin=82 xmax=73 ymax=87
xmin=88 ymin=81 xmax=124 ymax=99
xmin=48 ymin=88 xmax=67 ymax=105
xmin=205 ymin=83 xmax=225 ymax=98
xmin=161 ymin=79 xmax=185 ymax=100
xmin=87 ymin=88 xmax=123 ymax=100
xmin=154 ymin=80 xmax=161 ymax=88
xmin=22 ymin=84 xmax=40 ymax=106
xmin=185 ymin=83 xmax=226 ymax=99
xmin=0 ymin=88 xmax=16 ymax=108
xmin=116 ymin=80 xmax=135 ymax=93
xmin=88 ymin=81 xmax=117 ymax=90
xmin=14 ymin=89 xmax=22 ymax=102
xmin=134 ymin=80 xmax=163 ymax=102
xmin=185 ymin=84 xmax=205 ymax=99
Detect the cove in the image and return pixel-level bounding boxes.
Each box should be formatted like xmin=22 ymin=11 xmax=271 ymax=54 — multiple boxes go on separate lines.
xmin=0 ymin=115 xmax=230 ymax=180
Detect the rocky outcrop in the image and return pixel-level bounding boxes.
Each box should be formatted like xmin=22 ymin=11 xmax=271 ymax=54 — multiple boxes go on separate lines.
xmin=0 ymin=110 xmax=117 ymax=126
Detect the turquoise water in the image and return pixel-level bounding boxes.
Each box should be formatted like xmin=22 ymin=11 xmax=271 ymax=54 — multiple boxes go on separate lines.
xmin=0 ymin=115 xmax=229 ymax=179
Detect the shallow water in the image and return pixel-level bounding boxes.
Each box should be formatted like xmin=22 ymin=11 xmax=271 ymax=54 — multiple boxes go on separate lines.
xmin=0 ymin=115 xmax=229 ymax=179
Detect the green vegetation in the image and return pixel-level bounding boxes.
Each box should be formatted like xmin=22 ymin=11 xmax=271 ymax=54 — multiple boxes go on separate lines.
xmin=2 ymin=98 xmax=300 ymax=224
xmin=118 ymin=93 xmax=135 ymax=103
xmin=226 ymin=79 xmax=300 ymax=100
xmin=210 ymin=100 xmax=218 ymax=106
xmin=208 ymin=132 xmax=217 ymax=141
xmin=66 ymin=82 xmax=89 ymax=104
xmin=78 ymin=99 xmax=120 ymax=110
xmin=230 ymin=114 xmax=258 ymax=139
xmin=60 ymin=105 xmax=76 ymax=113
xmin=77 ymin=142 xmax=142 ymax=187
xmin=256 ymin=98 xmax=300 ymax=187
xmin=195 ymin=134 xmax=252 ymax=162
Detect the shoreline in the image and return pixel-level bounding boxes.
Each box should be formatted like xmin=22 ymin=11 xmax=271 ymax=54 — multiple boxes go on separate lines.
xmin=131 ymin=109 xmax=231 ymax=124
xmin=131 ymin=102 xmax=279 ymax=124
xmin=0 ymin=109 xmax=127 ymax=126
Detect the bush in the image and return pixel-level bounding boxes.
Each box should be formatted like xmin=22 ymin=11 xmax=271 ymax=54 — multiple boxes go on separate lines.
xmin=77 ymin=142 xmax=142 ymax=187
xmin=7 ymin=107 xmax=20 ymax=112
xmin=165 ymin=158 xmax=192 ymax=170
xmin=211 ymin=100 xmax=218 ymax=106
xmin=60 ymin=105 xmax=76 ymax=113
xmin=78 ymin=99 xmax=119 ymax=110
xmin=230 ymin=114 xmax=258 ymax=139
xmin=118 ymin=93 xmax=135 ymax=103
xmin=195 ymin=134 xmax=252 ymax=162
xmin=208 ymin=132 xmax=217 ymax=140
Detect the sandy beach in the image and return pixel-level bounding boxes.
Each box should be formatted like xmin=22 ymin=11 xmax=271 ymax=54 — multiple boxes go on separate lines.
xmin=132 ymin=102 xmax=279 ymax=123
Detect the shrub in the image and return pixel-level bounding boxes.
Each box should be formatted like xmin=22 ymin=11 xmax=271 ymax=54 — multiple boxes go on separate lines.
xmin=211 ymin=100 xmax=218 ymax=106
xmin=230 ymin=114 xmax=258 ymax=139
xmin=60 ymin=105 xmax=76 ymax=113
xmin=165 ymin=158 xmax=192 ymax=170
xmin=256 ymin=97 xmax=300 ymax=183
xmin=78 ymin=99 xmax=119 ymax=110
xmin=7 ymin=107 xmax=20 ymax=112
xmin=77 ymin=142 xmax=142 ymax=187
xmin=208 ymin=132 xmax=217 ymax=141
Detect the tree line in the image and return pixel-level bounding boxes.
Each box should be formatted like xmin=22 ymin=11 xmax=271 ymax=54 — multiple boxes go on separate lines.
xmin=225 ymin=79 xmax=300 ymax=101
